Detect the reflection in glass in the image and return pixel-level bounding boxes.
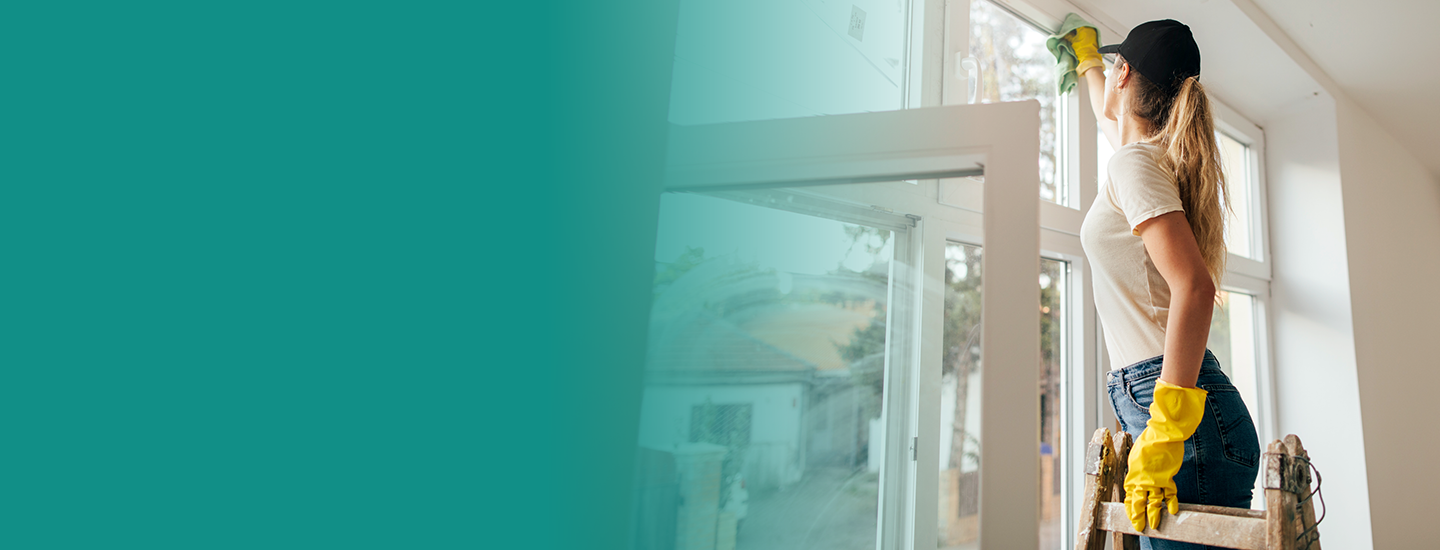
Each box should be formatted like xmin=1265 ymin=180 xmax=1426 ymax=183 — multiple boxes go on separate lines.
xmin=1217 ymin=132 xmax=1253 ymax=258
xmin=1039 ymin=259 xmax=1067 ymax=550
xmin=938 ymin=243 xmax=982 ymax=549
xmin=669 ymin=0 xmax=909 ymax=125
xmin=637 ymin=192 xmax=895 ymax=550
xmin=971 ymin=0 xmax=1062 ymax=205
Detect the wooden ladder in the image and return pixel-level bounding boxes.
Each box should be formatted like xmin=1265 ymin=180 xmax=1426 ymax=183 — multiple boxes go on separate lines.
xmin=1074 ymin=428 xmax=1322 ymax=550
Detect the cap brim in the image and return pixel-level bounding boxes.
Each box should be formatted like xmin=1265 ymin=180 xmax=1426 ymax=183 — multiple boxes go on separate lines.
xmin=1098 ymin=44 xmax=1121 ymax=54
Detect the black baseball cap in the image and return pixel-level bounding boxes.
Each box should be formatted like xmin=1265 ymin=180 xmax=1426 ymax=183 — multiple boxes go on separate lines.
xmin=1098 ymin=19 xmax=1201 ymax=96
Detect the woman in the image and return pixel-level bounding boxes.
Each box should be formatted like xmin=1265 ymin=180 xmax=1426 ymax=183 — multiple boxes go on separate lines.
xmin=1069 ymin=20 xmax=1262 ymax=550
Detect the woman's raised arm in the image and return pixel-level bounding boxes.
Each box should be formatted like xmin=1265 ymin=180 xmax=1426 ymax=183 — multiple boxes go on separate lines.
xmin=1084 ymin=67 xmax=1120 ymax=151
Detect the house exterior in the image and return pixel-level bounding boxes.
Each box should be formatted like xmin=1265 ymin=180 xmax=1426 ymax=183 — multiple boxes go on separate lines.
xmin=638 ymin=311 xmax=816 ymax=491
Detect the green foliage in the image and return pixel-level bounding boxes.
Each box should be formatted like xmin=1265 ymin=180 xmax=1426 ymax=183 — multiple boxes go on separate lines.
xmin=944 ymin=245 xmax=984 ymax=377
xmin=832 ymin=224 xmax=893 ymax=422
xmin=943 ymin=244 xmax=983 ymax=470
xmin=653 ymin=245 xmax=708 ymax=291
xmin=970 ymin=0 xmax=1061 ymax=198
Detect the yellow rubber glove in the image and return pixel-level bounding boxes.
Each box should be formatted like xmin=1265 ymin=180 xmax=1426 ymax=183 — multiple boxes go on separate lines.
xmin=1067 ymin=27 xmax=1105 ymax=77
xmin=1123 ymin=379 xmax=1207 ymax=532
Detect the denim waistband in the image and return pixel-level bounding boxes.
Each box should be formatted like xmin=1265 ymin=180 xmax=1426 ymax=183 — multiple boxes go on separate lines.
xmin=1106 ymin=349 xmax=1222 ymax=387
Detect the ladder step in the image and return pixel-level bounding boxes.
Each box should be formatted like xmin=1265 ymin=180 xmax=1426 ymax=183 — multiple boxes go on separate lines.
xmin=1098 ymin=502 xmax=1268 ymax=550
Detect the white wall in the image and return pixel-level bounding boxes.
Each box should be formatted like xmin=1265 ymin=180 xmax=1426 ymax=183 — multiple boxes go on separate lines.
xmin=638 ymin=384 xmax=805 ymax=447
xmin=1333 ymin=96 xmax=1440 ymax=550
xmin=1263 ymin=93 xmax=1373 ymax=550
xmin=1265 ymin=87 xmax=1440 ymax=549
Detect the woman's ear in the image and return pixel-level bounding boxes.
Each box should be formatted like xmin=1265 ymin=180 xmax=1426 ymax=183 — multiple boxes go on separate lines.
xmin=1113 ymin=62 xmax=1130 ymax=89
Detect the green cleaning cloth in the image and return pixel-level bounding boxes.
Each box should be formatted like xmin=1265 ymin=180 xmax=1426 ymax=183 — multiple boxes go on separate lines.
xmin=1045 ymin=13 xmax=1100 ymax=95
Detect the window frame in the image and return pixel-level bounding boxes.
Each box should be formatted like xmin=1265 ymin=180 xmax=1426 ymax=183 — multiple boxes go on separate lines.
xmin=1207 ymin=96 xmax=1278 ymax=461
xmin=941 ymin=2 xmax=1101 ymax=548
xmin=663 ymin=99 xmax=1043 ymax=550
xmin=1213 ymin=98 xmax=1273 ymax=278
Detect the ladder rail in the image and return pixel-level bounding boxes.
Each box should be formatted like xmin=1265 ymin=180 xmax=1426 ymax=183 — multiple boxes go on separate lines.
xmin=1073 ymin=428 xmax=1320 ymax=550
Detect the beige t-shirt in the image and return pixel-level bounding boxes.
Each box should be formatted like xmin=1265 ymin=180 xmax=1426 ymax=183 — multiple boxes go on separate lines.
xmin=1080 ymin=141 xmax=1185 ymax=370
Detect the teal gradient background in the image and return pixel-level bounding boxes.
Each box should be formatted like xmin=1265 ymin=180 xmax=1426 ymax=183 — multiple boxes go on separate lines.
xmin=3 ymin=2 xmax=678 ymax=548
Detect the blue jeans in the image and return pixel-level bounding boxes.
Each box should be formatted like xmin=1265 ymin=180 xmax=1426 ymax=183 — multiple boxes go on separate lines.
xmin=1106 ymin=350 xmax=1261 ymax=550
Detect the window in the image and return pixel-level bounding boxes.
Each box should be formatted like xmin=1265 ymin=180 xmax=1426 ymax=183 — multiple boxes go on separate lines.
xmin=950 ymin=4 xmax=1091 ymax=547
xmin=969 ymin=0 xmax=1065 ymax=205
xmin=667 ymin=0 xmax=912 ymax=126
xmin=1038 ymin=258 xmax=1067 ymax=549
xmin=936 ymin=250 xmax=1069 ymax=550
xmin=1209 ymin=107 xmax=1272 ymax=455
xmin=1207 ymin=291 xmax=1259 ymax=420
xmin=938 ymin=243 xmax=982 ymax=548
xmin=655 ymin=96 xmax=1049 ymax=547
xmin=1217 ymin=131 xmax=1255 ymax=259
xmin=640 ymin=190 xmax=908 ymax=550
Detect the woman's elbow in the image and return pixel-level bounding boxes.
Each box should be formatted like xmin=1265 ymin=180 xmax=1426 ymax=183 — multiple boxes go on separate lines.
xmin=1177 ymin=277 xmax=1216 ymax=303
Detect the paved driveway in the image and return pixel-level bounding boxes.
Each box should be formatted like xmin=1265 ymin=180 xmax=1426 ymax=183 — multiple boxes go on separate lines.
xmin=737 ymin=467 xmax=878 ymax=550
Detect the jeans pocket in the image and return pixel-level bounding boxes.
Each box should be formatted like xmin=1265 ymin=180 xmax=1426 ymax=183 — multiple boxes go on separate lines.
xmin=1108 ymin=384 xmax=1146 ymax=435
xmin=1125 ymin=373 xmax=1158 ymax=411
xmin=1201 ymin=383 xmax=1260 ymax=468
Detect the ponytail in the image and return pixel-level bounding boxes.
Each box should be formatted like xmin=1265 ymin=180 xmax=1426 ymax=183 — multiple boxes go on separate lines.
xmin=1159 ymin=77 xmax=1229 ymax=286
xmin=1119 ymin=56 xmax=1231 ymax=286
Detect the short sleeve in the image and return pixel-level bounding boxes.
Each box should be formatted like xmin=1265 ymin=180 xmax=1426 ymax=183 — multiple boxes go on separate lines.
xmin=1106 ymin=145 xmax=1183 ymax=235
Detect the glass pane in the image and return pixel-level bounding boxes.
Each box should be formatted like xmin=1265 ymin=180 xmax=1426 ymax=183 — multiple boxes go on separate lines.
xmin=1207 ymin=291 xmax=1259 ymax=425
xmin=639 ymin=192 xmax=897 ymax=550
xmin=971 ymin=0 xmax=1063 ymax=205
xmin=1039 ymin=258 xmax=1067 ymax=550
xmin=669 ymin=0 xmax=909 ymax=125
xmin=1217 ymin=132 xmax=1253 ymax=258
xmin=939 ymin=243 xmax=982 ymax=549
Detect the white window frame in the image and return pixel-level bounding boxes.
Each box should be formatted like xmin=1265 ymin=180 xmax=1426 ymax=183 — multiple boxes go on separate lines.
xmin=1213 ymin=99 xmax=1273 ymax=280
xmin=664 ymin=100 xmax=1043 ymax=549
xmin=942 ymin=3 xmax=1101 ymax=548
xmin=1208 ymin=97 xmax=1279 ymax=475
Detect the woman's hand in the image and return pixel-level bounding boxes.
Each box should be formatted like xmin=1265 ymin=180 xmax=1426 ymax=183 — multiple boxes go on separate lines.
xmin=1068 ymin=27 xmax=1104 ymax=76
xmin=1124 ymin=380 xmax=1209 ymax=531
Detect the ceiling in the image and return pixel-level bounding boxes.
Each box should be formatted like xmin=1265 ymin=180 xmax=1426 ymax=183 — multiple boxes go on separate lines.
xmin=1068 ymin=0 xmax=1440 ymax=179
xmin=1248 ymin=0 xmax=1440 ymax=179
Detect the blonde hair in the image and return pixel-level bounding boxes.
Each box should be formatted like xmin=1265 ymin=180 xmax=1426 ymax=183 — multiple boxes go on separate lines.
xmin=1120 ymin=56 xmax=1231 ymax=285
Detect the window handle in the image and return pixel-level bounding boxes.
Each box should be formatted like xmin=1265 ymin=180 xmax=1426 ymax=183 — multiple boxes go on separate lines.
xmin=959 ymin=56 xmax=979 ymax=104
